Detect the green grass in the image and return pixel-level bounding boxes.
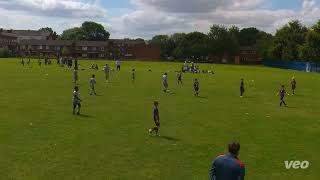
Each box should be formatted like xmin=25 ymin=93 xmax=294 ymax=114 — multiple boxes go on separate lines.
xmin=0 ymin=58 xmax=319 ymax=180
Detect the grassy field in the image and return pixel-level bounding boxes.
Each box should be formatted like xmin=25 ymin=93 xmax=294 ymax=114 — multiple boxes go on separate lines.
xmin=0 ymin=58 xmax=319 ymax=180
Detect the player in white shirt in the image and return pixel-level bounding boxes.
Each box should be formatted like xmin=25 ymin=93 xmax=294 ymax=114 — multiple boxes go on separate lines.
xmin=162 ymin=73 xmax=169 ymax=92
xmin=90 ymin=74 xmax=97 ymax=96
xmin=116 ymin=59 xmax=121 ymax=71
xmin=103 ymin=64 xmax=110 ymax=82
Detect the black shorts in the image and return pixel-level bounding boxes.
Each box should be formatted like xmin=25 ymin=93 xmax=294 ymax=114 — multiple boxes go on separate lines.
xmin=154 ymin=121 xmax=160 ymax=127
xmin=73 ymin=102 xmax=81 ymax=107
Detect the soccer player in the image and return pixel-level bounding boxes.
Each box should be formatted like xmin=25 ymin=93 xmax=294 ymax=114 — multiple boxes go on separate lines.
xmin=74 ymin=69 xmax=78 ymax=85
xmin=279 ymin=85 xmax=287 ymax=107
xmin=90 ymin=74 xmax=97 ymax=96
xmin=177 ymin=71 xmax=183 ymax=84
xmin=291 ymin=77 xmax=297 ymax=95
xmin=72 ymin=86 xmax=81 ymax=115
xmin=162 ymin=73 xmax=169 ymax=92
xmin=116 ymin=58 xmax=121 ymax=71
xmin=132 ymin=69 xmax=136 ymax=82
xmin=240 ymin=79 xmax=245 ymax=97
xmin=74 ymin=59 xmax=78 ymax=70
xmin=149 ymin=101 xmax=160 ymax=136
xmin=209 ymin=142 xmax=245 ymax=180
xmin=103 ymin=64 xmax=110 ymax=82
xmin=27 ymin=55 xmax=31 ymax=66
xmin=194 ymin=78 xmax=200 ymax=96
xmin=21 ymin=56 xmax=25 ymax=67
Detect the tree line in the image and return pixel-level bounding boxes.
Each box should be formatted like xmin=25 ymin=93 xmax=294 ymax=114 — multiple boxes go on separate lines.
xmin=38 ymin=20 xmax=320 ymax=62
xmin=150 ymin=20 xmax=320 ymax=62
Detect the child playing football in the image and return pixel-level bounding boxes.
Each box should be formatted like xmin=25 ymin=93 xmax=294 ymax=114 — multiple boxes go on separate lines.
xmin=73 ymin=86 xmax=81 ymax=115
xmin=177 ymin=71 xmax=183 ymax=84
xmin=162 ymin=73 xmax=169 ymax=92
xmin=103 ymin=64 xmax=110 ymax=82
xmin=279 ymin=85 xmax=287 ymax=107
xmin=240 ymin=79 xmax=245 ymax=97
xmin=132 ymin=69 xmax=135 ymax=82
xmin=149 ymin=101 xmax=160 ymax=136
xmin=74 ymin=69 xmax=78 ymax=85
xmin=90 ymin=74 xmax=97 ymax=96
xmin=194 ymin=78 xmax=200 ymax=96
xmin=291 ymin=77 xmax=297 ymax=95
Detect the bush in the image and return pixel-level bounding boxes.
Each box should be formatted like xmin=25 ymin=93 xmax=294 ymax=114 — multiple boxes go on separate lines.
xmin=0 ymin=49 xmax=13 ymax=58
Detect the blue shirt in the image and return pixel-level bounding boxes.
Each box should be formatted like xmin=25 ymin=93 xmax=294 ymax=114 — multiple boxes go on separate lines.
xmin=210 ymin=154 xmax=245 ymax=180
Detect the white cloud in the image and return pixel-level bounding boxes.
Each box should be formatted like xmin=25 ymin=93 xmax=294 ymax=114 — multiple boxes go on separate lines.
xmin=0 ymin=0 xmax=320 ymax=38
xmin=0 ymin=0 xmax=106 ymax=18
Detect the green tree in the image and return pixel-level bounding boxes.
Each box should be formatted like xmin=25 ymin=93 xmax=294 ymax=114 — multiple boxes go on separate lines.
xmin=299 ymin=20 xmax=320 ymax=62
xmin=171 ymin=33 xmax=187 ymax=59
xmin=39 ymin=27 xmax=58 ymax=40
xmin=184 ymin=32 xmax=209 ymax=61
xmin=239 ymin=27 xmax=260 ymax=46
xmin=60 ymin=27 xmax=86 ymax=41
xmin=81 ymin=21 xmax=110 ymax=41
xmin=60 ymin=21 xmax=110 ymax=41
xmin=271 ymin=20 xmax=307 ymax=60
xmin=151 ymin=35 xmax=175 ymax=58
xmin=208 ymin=25 xmax=239 ymax=57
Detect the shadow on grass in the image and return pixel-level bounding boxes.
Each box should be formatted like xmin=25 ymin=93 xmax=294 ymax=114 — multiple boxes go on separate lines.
xmin=78 ymin=114 xmax=95 ymax=118
xmin=197 ymin=96 xmax=208 ymax=99
xmin=241 ymin=96 xmax=256 ymax=99
xmin=285 ymin=106 xmax=297 ymax=109
xmin=161 ymin=136 xmax=180 ymax=141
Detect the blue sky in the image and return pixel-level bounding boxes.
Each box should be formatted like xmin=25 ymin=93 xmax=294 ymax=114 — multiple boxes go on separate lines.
xmin=0 ymin=0 xmax=319 ymax=39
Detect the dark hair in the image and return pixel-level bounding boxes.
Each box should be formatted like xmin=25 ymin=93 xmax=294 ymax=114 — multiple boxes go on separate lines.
xmin=92 ymin=74 xmax=95 ymax=78
xmin=228 ymin=142 xmax=240 ymax=156
xmin=74 ymin=86 xmax=79 ymax=91
xmin=154 ymin=101 xmax=159 ymax=106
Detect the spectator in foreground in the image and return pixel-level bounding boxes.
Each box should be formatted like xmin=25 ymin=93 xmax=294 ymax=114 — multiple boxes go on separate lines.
xmin=210 ymin=142 xmax=245 ymax=180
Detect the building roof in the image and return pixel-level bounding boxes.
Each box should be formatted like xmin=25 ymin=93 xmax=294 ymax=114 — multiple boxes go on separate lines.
xmin=0 ymin=32 xmax=17 ymax=39
xmin=11 ymin=30 xmax=50 ymax=37
xmin=110 ymin=39 xmax=146 ymax=45
xmin=20 ymin=39 xmax=109 ymax=46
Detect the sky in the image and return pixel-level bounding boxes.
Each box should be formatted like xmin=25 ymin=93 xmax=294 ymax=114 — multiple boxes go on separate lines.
xmin=0 ymin=0 xmax=319 ymax=39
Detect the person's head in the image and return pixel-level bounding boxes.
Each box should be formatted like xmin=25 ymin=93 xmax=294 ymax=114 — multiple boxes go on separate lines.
xmin=74 ymin=86 xmax=79 ymax=92
xmin=106 ymin=64 xmax=108 ymax=66
xmin=164 ymin=72 xmax=168 ymax=75
xmin=282 ymin=85 xmax=285 ymax=88
xmin=195 ymin=78 xmax=198 ymax=81
xmin=154 ymin=101 xmax=159 ymax=107
xmin=241 ymin=78 xmax=244 ymax=81
xmin=228 ymin=142 xmax=240 ymax=156
xmin=92 ymin=74 xmax=95 ymax=78
xmin=132 ymin=69 xmax=135 ymax=71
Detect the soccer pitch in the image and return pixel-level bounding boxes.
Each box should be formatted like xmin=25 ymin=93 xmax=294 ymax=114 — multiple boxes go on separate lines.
xmin=0 ymin=58 xmax=319 ymax=180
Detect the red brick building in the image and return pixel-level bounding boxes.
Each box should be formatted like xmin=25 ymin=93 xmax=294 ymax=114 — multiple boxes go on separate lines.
xmin=0 ymin=32 xmax=17 ymax=52
xmin=234 ymin=46 xmax=261 ymax=64
xmin=18 ymin=39 xmax=161 ymax=60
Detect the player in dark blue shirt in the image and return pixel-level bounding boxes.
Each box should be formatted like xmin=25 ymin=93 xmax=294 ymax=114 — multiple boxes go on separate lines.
xmin=240 ymin=79 xmax=245 ymax=97
xmin=194 ymin=78 xmax=199 ymax=96
xmin=210 ymin=142 xmax=245 ymax=180
xmin=279 ymin=85 xmax=287 ymax=107
xmin=149 ymin=101 xmax=160 ymax=136
xmin=291 ymin=77 xmax=297 ymax=95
